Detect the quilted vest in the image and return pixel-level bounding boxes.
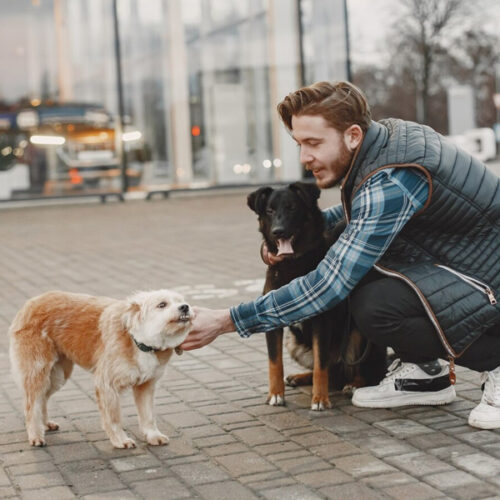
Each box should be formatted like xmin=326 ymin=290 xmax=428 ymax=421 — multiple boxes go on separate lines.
xmin=341 ymin=118 xmax=500 ymax=358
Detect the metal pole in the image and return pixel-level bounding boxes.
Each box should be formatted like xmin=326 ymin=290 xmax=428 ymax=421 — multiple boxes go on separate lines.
xmin=112 ymin=0 xmax=128 ymax=193
xmin=343 ymin=0 xmax=352 ymax=82
xmin=296 ymin=0 xmax=306 ymax=87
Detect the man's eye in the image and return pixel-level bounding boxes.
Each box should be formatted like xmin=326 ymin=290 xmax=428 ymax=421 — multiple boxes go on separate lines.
xmin=266 ymin=208 xmax=275 ymax=215
xmin=157 ymin=302 xmax=168 ymax=308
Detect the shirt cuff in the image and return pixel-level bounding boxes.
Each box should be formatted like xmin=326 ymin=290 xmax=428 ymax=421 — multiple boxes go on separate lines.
xmin=230 ymin=301 xmax=261 ymax=338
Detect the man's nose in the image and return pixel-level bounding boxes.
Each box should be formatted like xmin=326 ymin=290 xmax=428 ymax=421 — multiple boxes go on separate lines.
xmin=299 ymin=148 xmax=313 ymax=165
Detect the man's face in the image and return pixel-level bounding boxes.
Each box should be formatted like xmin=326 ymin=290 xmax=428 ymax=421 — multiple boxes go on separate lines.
xmin=291 ymin=114 xmax=354 ymax=189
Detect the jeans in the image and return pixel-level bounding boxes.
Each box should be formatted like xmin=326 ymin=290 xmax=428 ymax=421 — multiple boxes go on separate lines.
xmin=350 ymin=271 xmax=500 ymax=372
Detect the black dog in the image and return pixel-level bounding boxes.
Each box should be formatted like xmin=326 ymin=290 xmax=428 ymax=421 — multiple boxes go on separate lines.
xmin=248 ymin=182 xmax=386 ymax=410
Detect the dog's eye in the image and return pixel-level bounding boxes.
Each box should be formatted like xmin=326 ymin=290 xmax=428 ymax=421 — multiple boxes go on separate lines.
xmin=157 ymin=302 xmax=168 ymax=308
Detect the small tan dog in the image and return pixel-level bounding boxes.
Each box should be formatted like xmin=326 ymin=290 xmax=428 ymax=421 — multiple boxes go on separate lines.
xmin=9 ymin=289 xmax=193 ymax=449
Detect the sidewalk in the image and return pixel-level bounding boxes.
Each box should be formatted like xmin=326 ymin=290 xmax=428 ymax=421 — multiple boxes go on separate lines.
xmin=1 ymin=189 xmax=500 ymax=500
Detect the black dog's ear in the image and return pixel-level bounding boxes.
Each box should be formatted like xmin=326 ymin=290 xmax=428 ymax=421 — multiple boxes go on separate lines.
xmin=289 ymin=182 xmax=320 ymax=208
xmin=247 ymin=187 xmax=273 ymax=215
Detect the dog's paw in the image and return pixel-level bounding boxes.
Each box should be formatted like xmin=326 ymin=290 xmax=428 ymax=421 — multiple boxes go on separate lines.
xmin=342 ymin=384 xmax=356 ymax=394
xmin=29 ymin=437 xmax=47 ymax=447
xmin=45 ymin=421 xmax=59 ymax=431
xmin=310 ymin=398 xmax=332 ymax=411
xmin=266 ymin=393 xmax=285 ymax=406
xmin=147 ymin=432 xmax=169 ymax=446
xmin=114 ymin=438 xmax=136 ymax=449
xmin=285 ymin=372 xmax=313 ymax=387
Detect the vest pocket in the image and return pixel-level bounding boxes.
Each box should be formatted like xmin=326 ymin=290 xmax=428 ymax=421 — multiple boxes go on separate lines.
xmin=436 ymin=265 xmax=497 ymax=305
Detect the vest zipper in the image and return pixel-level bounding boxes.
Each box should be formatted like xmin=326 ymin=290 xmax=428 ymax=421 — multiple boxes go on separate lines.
xmin=373 ymin=264 xmax=457 ymax=359
xmin=436 ymin=265 xmax=497 ymax=305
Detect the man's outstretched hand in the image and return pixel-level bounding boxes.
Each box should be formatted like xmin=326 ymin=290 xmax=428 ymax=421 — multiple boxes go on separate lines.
xmin=180 ymin=307 xmax=235 ymax=351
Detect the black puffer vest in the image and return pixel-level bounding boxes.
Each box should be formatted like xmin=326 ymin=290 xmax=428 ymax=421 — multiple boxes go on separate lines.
xmin=342 ymin=119 xmax=500 ymax=358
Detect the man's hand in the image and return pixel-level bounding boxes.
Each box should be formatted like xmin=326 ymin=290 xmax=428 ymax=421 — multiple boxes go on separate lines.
xmin=261 ymin=242 xmax=287 ymax=266
xmin=180 ymin=307 xmax=235 ymax=351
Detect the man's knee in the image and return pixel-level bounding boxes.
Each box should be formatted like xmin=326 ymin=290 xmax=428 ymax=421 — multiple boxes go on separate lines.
xmin=350 ymin=278 xmax=412 ymax=343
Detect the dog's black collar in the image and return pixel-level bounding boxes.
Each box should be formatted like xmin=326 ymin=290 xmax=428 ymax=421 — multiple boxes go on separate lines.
xmin=132 ymin=336 xmax=159 ymax=353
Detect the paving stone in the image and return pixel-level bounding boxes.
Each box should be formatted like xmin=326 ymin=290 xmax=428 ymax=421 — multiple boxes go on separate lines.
xmin=109 ymin=454 xmax=161 ymax=472
xmin=311 ymin=441 xmax=362 ymax=460
xmin=373 ymin=419 xmax=433 ymax=438
xmin=384 ymin=452 xmax=454 ymax=477
xmin=195 ymin=480 xmax=259 ymax=500
xmin=80 ymin=491 xmax=137 ymax=499
xmin=13 ymin=472 xmax=66 ymax=490
xmin=202 ymin=442 xmax=249 ymax=457
xmin=320 ymin=481 xmax=388 ymax=499
xmin=444 ymin=483 xmax=500 ymax=500
xmin=428 ymin=443 xmax=478 ymax=461
xmin=350 ymin=435 xmax=417 ymax=458
xmin=384 ymin=482 xmax=445 ymax=499
xmin=290 ymin=430 xmax=341 ymax=447
xmin=0 ymin=486 xmax=18 ymax=498
xmin=48 ymin=442 xmax=100 ymax=463
xmin=232 ymin=426 xmax=284 ymax=446
xmin=131 ymin=477 xmax=191 ymax=499
xmin=331 ymin=454 xmax=397 ymax=478
xmin=406 ymin=432 xmax=460 ymax=450
xmin=294 ymin=468 xmax=352 ymax=487
xmin=361 ymin=472 xmax=417 ymax=488
xmin=451 ymin=452 xmax=500 ymax=478
xmin=315 ymin=414 xmax=372 ymax=433
xmin=253 ymin=441 xmax=302 ymax=456
xmin=259 ymin=412 xmax=313 ymax=431
xmin=7 ymin=462 xmax=57 ymax=476
xmin=457 ymin=430 xmax=500 ymax=446
xmin=262 ymin=484 xmax=323 ymax=500
xmin=171 ymin=461 xmax=230 ymax=484
xmin=214 ymin=452 xmax=275 ymax=476
xmin=20 ymin=486 xmax=76 ymax=500
xmin=425 ymin=469 xmax=484 ymax=489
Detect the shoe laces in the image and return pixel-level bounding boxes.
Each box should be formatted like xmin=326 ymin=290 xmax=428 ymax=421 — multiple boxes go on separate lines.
xmin=480 ymin=366 xmax=500 ymax=406
xmin=380 ymin=358 xmax=415 ymax=384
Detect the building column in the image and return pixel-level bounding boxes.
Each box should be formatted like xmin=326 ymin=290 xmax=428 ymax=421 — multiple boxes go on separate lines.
xmin=266 ymin=0 xmax=302 ymax=181
xmin=163 ymin=0 xmax=193 ymax=185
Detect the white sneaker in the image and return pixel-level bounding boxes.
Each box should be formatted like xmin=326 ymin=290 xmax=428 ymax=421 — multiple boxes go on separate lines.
xmin=352 ymin=359 xmax=456 ymax=408
xmin=468 ymin=366 xmax=500 ymax=429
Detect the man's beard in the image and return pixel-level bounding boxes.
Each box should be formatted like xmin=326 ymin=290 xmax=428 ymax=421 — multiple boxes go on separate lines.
xmin=319 ymin=144 xmax=354 ymax=189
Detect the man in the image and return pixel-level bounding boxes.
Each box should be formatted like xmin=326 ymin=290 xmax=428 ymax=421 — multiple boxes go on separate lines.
xmin=181 ymin=81 xmax=500 ymax=430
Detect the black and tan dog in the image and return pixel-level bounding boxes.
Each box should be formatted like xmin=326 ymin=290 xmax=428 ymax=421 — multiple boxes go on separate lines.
xmin=248 ymin=182 xmax=386 ymax=410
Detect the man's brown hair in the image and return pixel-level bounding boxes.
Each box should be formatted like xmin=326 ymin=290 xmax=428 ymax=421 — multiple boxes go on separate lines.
xmin=277 ymin=81 xmax=371 ymax=133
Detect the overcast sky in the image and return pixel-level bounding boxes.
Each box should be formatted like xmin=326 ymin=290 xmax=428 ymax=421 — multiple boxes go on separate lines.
xmin=347 ymin=0 xmax=500 ymax=67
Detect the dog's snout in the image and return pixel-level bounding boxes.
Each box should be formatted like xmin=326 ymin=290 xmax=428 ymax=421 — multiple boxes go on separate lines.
xmin=178 ymin=304 xmax=189 ymax=314
xmin=271 ymin=226 xmax=285 ymax=238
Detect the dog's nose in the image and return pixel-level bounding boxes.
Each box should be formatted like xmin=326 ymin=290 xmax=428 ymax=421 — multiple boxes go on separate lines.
xmin=271 ymin=226 xmax=285 ymax=238
xmin=178 ymin=304 xmax=190 ymax=314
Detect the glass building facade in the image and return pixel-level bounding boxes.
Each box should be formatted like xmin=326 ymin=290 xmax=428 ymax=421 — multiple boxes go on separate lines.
xmin=0 ymin=0 xmax=348 ymax=200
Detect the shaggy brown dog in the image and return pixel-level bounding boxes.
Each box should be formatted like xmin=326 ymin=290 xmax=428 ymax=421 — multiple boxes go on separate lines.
xmin=9 ymin=290 xmax=193 ymax=448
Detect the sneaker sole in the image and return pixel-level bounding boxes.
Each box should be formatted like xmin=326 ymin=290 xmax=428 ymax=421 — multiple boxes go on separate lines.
xmin=352 ymin=386 xmax=456 ymax=408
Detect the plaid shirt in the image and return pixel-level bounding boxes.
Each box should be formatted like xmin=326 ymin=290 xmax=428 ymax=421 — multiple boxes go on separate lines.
xmin=231 ymin=167 xmax=429 ymax=337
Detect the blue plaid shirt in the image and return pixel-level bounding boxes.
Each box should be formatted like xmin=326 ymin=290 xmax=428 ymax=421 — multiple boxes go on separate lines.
xmin=230 ymin=168 xmax=429 ymax=337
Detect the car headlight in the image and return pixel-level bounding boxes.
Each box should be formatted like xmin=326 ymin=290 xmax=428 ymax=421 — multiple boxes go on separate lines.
xmin=30 ymin=135 xmax=66 ymax=145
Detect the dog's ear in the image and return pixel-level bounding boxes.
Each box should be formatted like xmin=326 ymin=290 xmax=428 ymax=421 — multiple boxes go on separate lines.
xmin=247 ymin=187 xmax=273 ymax=215
xmin=289 ymin=182 xmax=320 ymax=209
xmin=122 ymin=301 xmax=141 ymax=331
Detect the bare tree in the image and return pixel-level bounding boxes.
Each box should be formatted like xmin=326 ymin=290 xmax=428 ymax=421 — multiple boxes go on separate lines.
xmin=392 ymin=0 xmax=468 ymax=124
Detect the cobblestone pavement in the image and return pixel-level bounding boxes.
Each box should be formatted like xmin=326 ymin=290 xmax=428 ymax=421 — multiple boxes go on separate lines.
xmin=1 ymin=187 xmax=500 ymax=500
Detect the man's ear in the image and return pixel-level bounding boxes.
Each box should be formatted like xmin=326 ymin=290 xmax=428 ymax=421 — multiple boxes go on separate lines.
xmin=289 ymin=182 xmax=320 ymax=209
xmin=343 ymin=124 xmax=363 ymax=151
xmin=122 ymin=301 xmax=141 ymax=331
xmin=247 ymin=187 xmax=273 ymax=215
